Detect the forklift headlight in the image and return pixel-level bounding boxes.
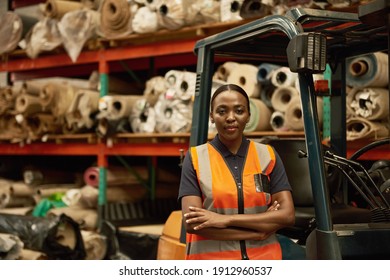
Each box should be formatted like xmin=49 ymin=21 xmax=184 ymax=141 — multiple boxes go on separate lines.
xmin=287 ymin=33 xmax=327 ymax=73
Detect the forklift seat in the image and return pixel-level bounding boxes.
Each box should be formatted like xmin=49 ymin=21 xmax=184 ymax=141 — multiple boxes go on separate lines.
xmin=262 ymin=138 xmax=371 ymax=243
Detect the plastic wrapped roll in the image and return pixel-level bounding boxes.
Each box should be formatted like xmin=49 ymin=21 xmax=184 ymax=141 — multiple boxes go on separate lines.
xmin=346 ymin=117 xmax=389 ymax=141
xmin=213 ymin=61 xmax=240 ymax=81
xmin=40 ymin=83 xmax=76 ymax=116
xmin=270 ymin=86 xmax=299 ymax=112
xmin=0 ymin=11 xmax=23 ymax=55
xmin=270 ymin=66 xmax=298 ymax=87
xmin=143 ymin=76 xmax=167 ymax=106
xmin=227 ymin=63 xmax=261 ymax=98
xmin=0 ymin=213 xmax=85 ymax=259
xmin=154 ymin=96 xmax=193 ymax=133
xmin=164 ymin=70 xmax=196 ymax=101
xmin=186 ymin=0 xmax=221 ymax=25
xmin=346 ymin=52 xmax=388 ymax=88
xmin=270 ymin=111 xmax=289 ymax=132
xmin=0 ymin=233 xmax=23 ymax=260
xmin=349 ymin=87 xmax=389 ymax=121
xmin=98 ymin=95 xmax=142 ymax=120
xmin=220 ymin=0 xmax=244 ymax=22
xmin=157 ymin=0 xmax=189 ymax=30
xmin=58 ymin=9 xmax=100 ymax=62
xmin=47 ymin=207 xmax=98 ymax=231
xmin=100 ymin=0 xmax=137 ymax=38
xmin=132 ymin=6 xmax=159 ymax=34
xmin=81 ymin=230 xmax=107 ymax=260
xmin=129 ymin=98 xmax=156 ymax=133
xmin=244 ymin=98 xmax=272 ymax=132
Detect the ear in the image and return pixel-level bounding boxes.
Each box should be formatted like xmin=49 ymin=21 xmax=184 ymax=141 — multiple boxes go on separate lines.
xmin=210 ymin=112 xmax=214 ymax=123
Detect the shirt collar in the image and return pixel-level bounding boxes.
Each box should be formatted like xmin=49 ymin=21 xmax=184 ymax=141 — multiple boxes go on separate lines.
xmin=209 ymin=134 xmax=249 ymax=158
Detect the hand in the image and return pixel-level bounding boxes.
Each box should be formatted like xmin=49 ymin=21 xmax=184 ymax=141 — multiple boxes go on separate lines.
xmin=267 ymin=200 xmax=280 ymax=212
xmin=184 ymin=206 xmax=229 ymax=230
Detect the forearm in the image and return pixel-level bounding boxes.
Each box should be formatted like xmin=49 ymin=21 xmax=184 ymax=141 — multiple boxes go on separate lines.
xmin=187 ymin=226 xmax=268 ymax=241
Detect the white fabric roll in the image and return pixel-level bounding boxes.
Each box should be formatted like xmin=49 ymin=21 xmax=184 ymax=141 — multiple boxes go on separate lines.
xmin=349 ymin=87 xmax=389 ymax=121
xmin=129 ymin=98 xmax=156 ymax=133
xmin=270 ymin=111 xmax=289 ymax=132
xmin=156 ymin=0 xmax=189 ymax=30
xmin=154 ymin=95 xmax=193 ymax=133
xmin=220 ymin=0 xmax=244 ymax=22
xmin=164 ymin=70 xmax=196 ymax=101
xmin=98 ymin=95 xmax=142 ymax=120
xmin=284 ymin=96 xmax=324 ymax=131
xmin=143 ymin=76 xmax=167 ymax=106
xmin=213 ymin=61 xmax=240 ymax=81
xmin=270 ymin=86 xmax=299 ymax=112
xmin=226 ymin=63 xmax=261 ymax=98
xmin=186 ymin=0 xmax=220 ymax=25
xmin=270 ymin=66 xmax=298 ymax=87
xmin=132 ymin=6 xmax=159 ymax=34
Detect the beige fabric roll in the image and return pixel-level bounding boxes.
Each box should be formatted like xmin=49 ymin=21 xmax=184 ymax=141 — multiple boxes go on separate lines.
xmin=81 ymin=230 xmax=107 ymax=260
xmin=270 ymin=86 xmax=299 ymax=112
xmin=349 ymin=87 xmax=389 ymax=121
xmin=48 ymin=206 xmax=98 ymax=230
xmin=98 ymin=95 xmax=142 ymax=120
xmin=244 ymin=98 xmax=272 ymax=132
xmin=227 ymin=63 xmax=261 ymax=98
xmin=213 ymin=61 xmax=240 ymax=81
xmin=40 ymin=83 xmax=77 ymax=117
xmin=19 ymin=249 xmax=47 ymax=260
xmin=186 ymin=0 xmax=220 ymax=25
xmin=0 ymin=11 xmax=23 ymax=55
xmin=132 ymin=6 xmax=159 ymax=34
xmin=0 ymin=206 xmax=33 ymax=215
xmin=284 ymin=96 xmax=324 ymax=131
xmin=346 ymin=117 xmax=389 ymax=141
xmin=270 ymin=66 xmax=298 ymax=87
xmin=15 ymin=94 xmax=44 ymax=115
xmin=64 ymin=88 xmax=100 ymax=132
xmin=156 ymin=0 xmax=189 ymax=30
xmin=43 ymin=0 xmax=85 ymax=19
xmin=143 ymin=76 xmax=167 ymax=106
xmin=9 ymin=181 xmax=34 ymax=197
xmin=100 ymin=0 xmax=137 ymax=38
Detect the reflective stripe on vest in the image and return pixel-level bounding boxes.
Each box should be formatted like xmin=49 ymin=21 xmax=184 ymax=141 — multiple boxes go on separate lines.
xmin=186 ymin=141 xmax=282 ymax=260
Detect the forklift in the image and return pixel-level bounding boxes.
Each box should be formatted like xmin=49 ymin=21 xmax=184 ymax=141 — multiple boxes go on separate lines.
xmin=184 ymin=0 xmax=390 ymax=259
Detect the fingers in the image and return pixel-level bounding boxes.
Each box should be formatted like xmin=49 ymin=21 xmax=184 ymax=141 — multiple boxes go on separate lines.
xmin=267 ymin=200 xmax=280 ymax=211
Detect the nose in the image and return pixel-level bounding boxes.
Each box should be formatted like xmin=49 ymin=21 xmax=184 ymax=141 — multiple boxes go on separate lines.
xmin=226 ymin=111 xmax=235 ymax=122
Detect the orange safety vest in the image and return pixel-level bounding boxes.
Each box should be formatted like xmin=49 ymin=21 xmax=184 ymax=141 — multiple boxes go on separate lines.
xmin=186 ymin=141 xmax=282 ymax=260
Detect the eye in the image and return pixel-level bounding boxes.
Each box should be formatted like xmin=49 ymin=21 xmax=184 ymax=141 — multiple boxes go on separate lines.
xmin=216 ymin=108 xmax=226 ymax=115
xmin=235 ymin=107 xmax=245 ymax=114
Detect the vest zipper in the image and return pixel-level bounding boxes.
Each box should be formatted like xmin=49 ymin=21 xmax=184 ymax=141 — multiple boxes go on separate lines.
xmin=237 ymin=182 xmax=249 ymax=260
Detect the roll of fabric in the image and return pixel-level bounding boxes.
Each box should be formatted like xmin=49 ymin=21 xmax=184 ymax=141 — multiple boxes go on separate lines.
xmin=47 ymin=206 xmax=98 ymax=231
xmin=143 ymin=76 xmax=167 ymax=106
xmin=24 ymin=17 xmax=63 ymax=59
xmin=284 ymin=96 xmax=323 ymax=131
xmin=15 ymin=94 xmax=44 ymax=115
xmin=9 ymin=181 xmax=34 ymax=197
xmin=132 ymin=6 xmax=159 ymax=34
xmin=213 ymin=61 xmax=240 ymax=81
xmin=270 ymin=111 xmax=289 ymax=132
xmin=270 ymin=86 xmax=299 ymax=112
xmin=58 ymin=9 xmax=100 ymax=62
xmin=346 ymin=117 xmax=389 ymax=141
xmin=244 ymin=98 xmax=272 ymax=132
xmin=186 ymin=0 xmax=220 ymax=25
xmin=25 ymin=113 xmax=62 ymax=140
xmin=100 ymin=0 xmax=137 ymax=39
xmin=257 ymin=63 xmax=281 ymax=85
xmin=227 ymin=63 xmax=261 ymax=98
xmin=220 ymin=0 xmax=244 ymax=22
xmin=154 ymin=96 xmax=193 ymax=133
xmin=164 ymin=70 xmax=196 ymax=101
xmin=349 ymin=87 xmax=389 ymax=121
xmin=40 ymin=83 xmax=76 ymax=117
xmin=81 ymin=230 xmax=107 ymax=260
xmin=346 ymin=52 xmax=388 ymax=88
xmin=0 ymin=11 xmax=23 ymax=55
xmin=98 ymin=95 xmax=142 ymax=120
xmin=129 ymin=98 xmax=156 ymax=133
xmin=239 ymin=0 xmax=272 ymax=19
xmin=156 ymin=0 xmax=189 ymax=30
xmin=270 ymin=66 xmax=298 ymax=88
xmin=43 ymin=0 xmax=85 ymax=19
xmin=64 ymin=89 xmax=100 ymax=132
xmin=0 ymin=233 xmax=23 ymax=260
xmin=96 ymin=117 xmax=131 ymax=137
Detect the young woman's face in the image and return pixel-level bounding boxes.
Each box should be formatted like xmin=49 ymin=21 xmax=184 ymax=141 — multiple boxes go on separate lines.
xmin=210 ymin=90 xmax=250 ymax=143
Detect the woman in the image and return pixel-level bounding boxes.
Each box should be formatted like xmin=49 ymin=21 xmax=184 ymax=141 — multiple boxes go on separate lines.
xmin=178 ymin=84 xmax=295 ymax=260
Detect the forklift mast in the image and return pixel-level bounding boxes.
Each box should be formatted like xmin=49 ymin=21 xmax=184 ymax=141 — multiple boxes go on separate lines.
xmin=189 ymin=0 xmax=390 ymax=259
